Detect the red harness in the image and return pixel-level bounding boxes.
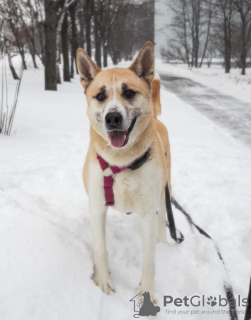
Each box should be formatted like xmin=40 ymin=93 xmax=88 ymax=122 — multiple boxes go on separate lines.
xmin=97 ymin=150 xmax=150 ymax=206
xmin=97 ymin=154 xmax=131 ymax=206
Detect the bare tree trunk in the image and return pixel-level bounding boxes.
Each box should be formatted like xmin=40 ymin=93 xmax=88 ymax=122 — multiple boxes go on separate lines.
xmin=94 ymin=0 xmax=102 ymax=67
xmin=31 ymin=52 xmax=38 ymax=69
xmin=85 ymin=0 xmax=92 ymax=57
xmin=70 ymin=54 xmax=74 ymax=78
xmin=5 ymin=40 xmax=19 ymax=80
xmin=94 ymin=30 xmax=101 ymax=67
xmin=61 ymin=13 xmax=71 ymax=82
xmin=234 ymin=0 xmax=251 ymax=76
xmin=181 ymin=1 xmax=190 ymax=66
xmin=191 ymin=0 xmax=195 ymax=67
xmin=69 ymin=0 xmax=78 ymax=77
xmin=103 ymin=42 xmax=108 ymax=67
xmin=194 ymin=0 xmax=200 ymax=68
xmin=8 ymin=53 xmax=19 ymax=80
xmin=225 ymin=23 xmax=231 ymax=73
xmin=44 ymin=0 xmax=57 ymax=91
xmin=19 ymin=10 xmax=39 ymax=69
xmin=240 ymin=22 xmax=246 ymax=75
xmin=35 ymin=0 xmax=45 ymax=64
xmin=56 ymin=0 xmax=69 ymax=84
xmin=78 ymin=2 xmax=85 ymax=49
xmin=19 ymin=48 xmax=27 ymax=70
xmin=199 ymin=0 xmax=213 ymax=68
xmin=218 ymin=0 xmax=234 ymax=73
xmin=28 ymin=41 xmax=38 ymax=69
xmin=29 ymin=35 xmax=39 ymax=69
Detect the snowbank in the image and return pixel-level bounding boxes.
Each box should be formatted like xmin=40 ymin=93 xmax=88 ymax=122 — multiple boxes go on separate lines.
xmin=156 ymin=60 xmax=251 ymax=103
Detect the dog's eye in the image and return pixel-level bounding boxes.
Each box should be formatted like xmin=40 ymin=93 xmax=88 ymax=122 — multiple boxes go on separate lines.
xmin=124 ymin=89 xmax=136 ymax=99
xmin=96 ymin=92 xmax=106 ymax=102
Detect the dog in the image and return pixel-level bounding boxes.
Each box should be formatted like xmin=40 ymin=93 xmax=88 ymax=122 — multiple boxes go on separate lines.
xmin=76 ymin=42 xmax=171 ymax=301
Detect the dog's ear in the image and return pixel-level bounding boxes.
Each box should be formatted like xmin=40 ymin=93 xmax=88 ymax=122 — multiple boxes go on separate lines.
xmin=129 ymin=42 xmax=155 ymax=85
xmin=76 ymin=48 xmax=101 ymax=89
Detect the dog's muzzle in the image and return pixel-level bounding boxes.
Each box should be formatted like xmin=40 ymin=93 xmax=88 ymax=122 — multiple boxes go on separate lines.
xmin=105 ymin=112 xmax=136 ymax=148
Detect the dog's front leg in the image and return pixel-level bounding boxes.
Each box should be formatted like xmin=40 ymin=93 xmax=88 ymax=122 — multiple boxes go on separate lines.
xmin=90 ymin=202 xmax=115 ymax=294
xmin=140 ymin=212 xmax=158 ymax=302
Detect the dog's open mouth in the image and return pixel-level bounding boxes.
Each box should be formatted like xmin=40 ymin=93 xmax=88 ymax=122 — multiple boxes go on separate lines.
xmin=108 ymin=117 xmax=137 ymax=148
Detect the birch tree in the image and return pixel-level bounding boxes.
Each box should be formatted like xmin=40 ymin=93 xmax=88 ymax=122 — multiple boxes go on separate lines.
xmin=56 ymin=0 xmax=69 ymax=84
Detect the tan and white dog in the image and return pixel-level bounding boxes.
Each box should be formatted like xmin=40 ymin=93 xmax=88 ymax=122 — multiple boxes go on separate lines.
xmin=76 ymin=42 xmax=171 ymax=301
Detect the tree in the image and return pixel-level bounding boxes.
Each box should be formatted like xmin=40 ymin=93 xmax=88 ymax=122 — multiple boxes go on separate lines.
xmin=93 ymin=0 xmax=102 ymax=67
xmin=214 ymin=0 xmax=235 ymax=73
xmin=44 ymin=0 xmax=58 ymax=90
xmin=34 ymin=0 xmax=46 ymax=64
xmin=18 ymin=2 xmax=38 ymax=69
xmin=108 ymin=0 xmax=154 ymax=65
xmin=234 ymin=0 xmax=251 ymax=75
xmin=100 ymin=0 xmax=125 ymax=67
xmin=61 ymin=12 xmax=71 ymax=81
xmin=2 ymin=0 xmax=28 ymax=70
xmin=163 ymin=0 xmax=215 ymax=67
xmin=2 ymin=23 xmax=20 ymax=80
xmin=1 ymin=0 xmax=156 ymax=90
xmin=84 ymin=0 xmax=93 ymax=58
xmin=199 ymin=0 xmax=215 ymax=67
xmin=56 ymin=0 xmax=69 ymax=84
xmin=69 ymin=0 xmax=78 ymax=77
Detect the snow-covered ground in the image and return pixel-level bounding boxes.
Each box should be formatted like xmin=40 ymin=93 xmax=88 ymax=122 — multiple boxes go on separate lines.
xmin=156 ymin=60 xmax=251 ymax=103
xmin=158 ymin=73 xmax=251 ymax=149
xmin=0 ymin=57 xmax=250 ymax=320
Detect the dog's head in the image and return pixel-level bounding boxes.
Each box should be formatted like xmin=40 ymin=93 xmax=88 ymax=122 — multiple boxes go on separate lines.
xmin=76 ymin=42 xmax=155 ymax=149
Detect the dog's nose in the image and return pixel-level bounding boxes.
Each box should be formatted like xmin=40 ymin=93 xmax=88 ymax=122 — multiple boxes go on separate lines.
xmin=105 ymin=112 xmax=123 ymax=130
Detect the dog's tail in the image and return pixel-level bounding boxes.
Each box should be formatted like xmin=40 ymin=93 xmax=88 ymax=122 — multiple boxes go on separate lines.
xmin=151 ymin=73 xmax=161 ymax=117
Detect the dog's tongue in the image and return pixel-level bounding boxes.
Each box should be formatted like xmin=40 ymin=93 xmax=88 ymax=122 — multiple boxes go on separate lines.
xmin=108 ymin=130 xmax=128 ymax=148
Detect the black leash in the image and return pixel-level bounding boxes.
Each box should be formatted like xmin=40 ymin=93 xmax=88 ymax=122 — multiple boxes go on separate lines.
xmin=165 ymin=185 xmax=184 ymax=244
xmin=245 ymin=278 xmax=251 ymax=320
xmin=165 ymin=185 xmax=238 ymax=320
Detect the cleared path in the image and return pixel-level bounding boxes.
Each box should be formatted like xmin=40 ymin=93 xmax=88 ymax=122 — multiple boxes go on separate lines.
xmin=160 ymin=74 xmax=251 ymax=147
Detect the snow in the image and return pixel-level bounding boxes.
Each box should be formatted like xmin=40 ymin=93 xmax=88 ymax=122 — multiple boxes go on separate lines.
xmin=156 ymin=60 xmax=251 ymax=103
xmin=0 ymin=57 xmax=250 ymax=320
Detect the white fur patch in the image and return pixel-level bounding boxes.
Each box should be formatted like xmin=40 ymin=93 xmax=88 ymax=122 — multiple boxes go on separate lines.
xmin=103 ymin=73 xmax=126 ymax=121
xmin=103 ymin=167 xmax=113 ymax=177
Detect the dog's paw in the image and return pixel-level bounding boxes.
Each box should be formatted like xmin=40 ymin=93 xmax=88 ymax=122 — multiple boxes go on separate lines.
xmin=93 ymin=272 xmax=115 ymax=294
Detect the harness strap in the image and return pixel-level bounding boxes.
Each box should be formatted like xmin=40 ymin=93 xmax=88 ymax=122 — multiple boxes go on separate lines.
xmin=97 ymin=149 xmax=151 ymax=206
xmin=97 ymin=155 xmax=129 ymax=206
xmin=129 ymin=149 xmax=151 ymax=171
xmin=104 ymin=176 xmax=114 ymax=206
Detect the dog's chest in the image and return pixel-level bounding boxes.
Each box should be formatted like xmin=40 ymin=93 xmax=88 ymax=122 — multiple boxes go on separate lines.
xmin=113 ymin=172 xmax=139 ymax=211
xmin=112 ymin=162 xmax=162 ymax=214
xmin=89 ymin=159 xmax=162 ymax=214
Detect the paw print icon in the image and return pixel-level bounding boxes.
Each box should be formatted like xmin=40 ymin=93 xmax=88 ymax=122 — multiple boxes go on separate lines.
xmin=207 ymin=296 xmax=217 ymax=307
